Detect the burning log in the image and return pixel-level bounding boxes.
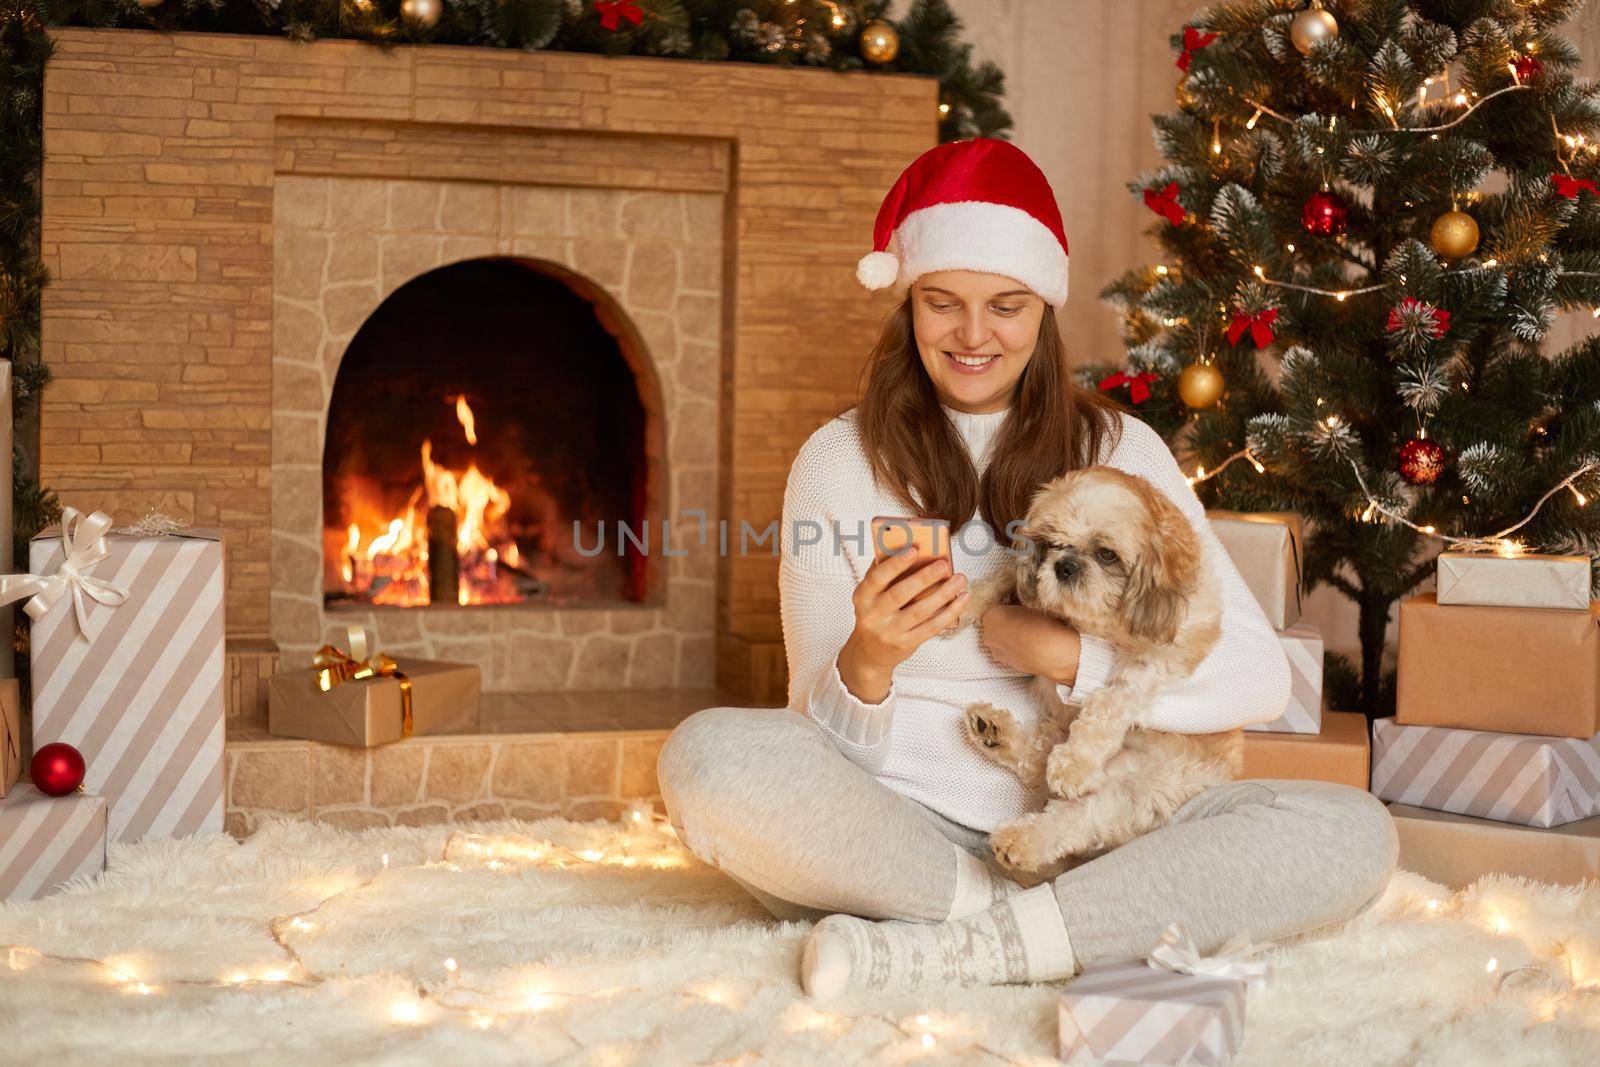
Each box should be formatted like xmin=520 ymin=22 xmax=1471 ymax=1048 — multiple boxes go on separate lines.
xmin=427 ymin=505 xmax=460 ymax=605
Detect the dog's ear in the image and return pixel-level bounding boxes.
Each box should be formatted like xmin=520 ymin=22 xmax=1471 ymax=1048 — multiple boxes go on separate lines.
xmin=1119 ymin=483 xmax=1201 ymax=645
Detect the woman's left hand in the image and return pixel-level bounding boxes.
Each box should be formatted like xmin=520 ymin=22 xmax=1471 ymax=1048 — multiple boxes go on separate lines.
xmin=977 ymin=604 xmax=1082 ymax=687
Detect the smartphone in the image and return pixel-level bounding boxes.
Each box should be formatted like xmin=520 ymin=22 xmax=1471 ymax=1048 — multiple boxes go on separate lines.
xmin=870 ymin=516 xmax=953 ymax=604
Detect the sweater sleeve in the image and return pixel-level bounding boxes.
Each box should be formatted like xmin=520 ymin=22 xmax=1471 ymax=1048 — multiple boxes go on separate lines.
xmin=778 ymin=422 xmax=898 ymax=773
xmin=1054 ymin=416 xmax=1291 ymax=732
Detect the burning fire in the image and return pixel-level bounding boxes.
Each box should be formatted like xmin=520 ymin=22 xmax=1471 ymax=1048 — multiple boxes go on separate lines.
xmin=336 ymin=397 xmax=528 ymax=606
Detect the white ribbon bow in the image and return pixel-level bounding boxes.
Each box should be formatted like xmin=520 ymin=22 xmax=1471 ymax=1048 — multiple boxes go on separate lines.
xmin=1146 ymin=922 xmax=1272 ymax=990
xmin=0 ymin=507 xmax=131 ymax=642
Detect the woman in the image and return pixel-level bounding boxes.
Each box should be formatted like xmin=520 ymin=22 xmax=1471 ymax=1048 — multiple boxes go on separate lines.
xmin=656 ymin=138 xmax=1397 ymax=997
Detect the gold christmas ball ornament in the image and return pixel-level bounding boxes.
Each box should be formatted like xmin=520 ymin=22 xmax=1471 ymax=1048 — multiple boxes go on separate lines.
xmin=1290 ymin=5 xmax=1339 ymax=55
xmin=1175 ymin=74 xmax=1197 ymax=110
xmin=400 ymin=0 xmax=442 ymax=29
xmin=860 ymin=20 xmax=900 ymax=64
xmin=1429 ymin=209 xmax=1480 ymax=258
xmin=1178 ymin=362 xmax=1225 ymax=409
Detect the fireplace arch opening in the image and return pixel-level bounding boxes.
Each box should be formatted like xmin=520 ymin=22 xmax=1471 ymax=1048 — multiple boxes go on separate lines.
xmin=322 ymin=256 xmax=659 ymax=609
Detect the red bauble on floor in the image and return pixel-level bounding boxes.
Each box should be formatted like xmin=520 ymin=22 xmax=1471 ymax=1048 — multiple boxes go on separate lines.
xmin=30 ymin=742 xmax=87 ymax=797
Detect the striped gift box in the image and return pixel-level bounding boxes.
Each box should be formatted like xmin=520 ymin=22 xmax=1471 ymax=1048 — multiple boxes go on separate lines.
xmin=1244 ymin=623 xmax=1323 ymax=734
xmin=29 ymin=525 xmax=225 ymax=844
xmin=1059 ymin=956 xmax=1246 ymax=1066
xmin=1371 ymin=717 xmax=1600 ymax=828
xmin=0 ymin=784 xmax=108 ymax=902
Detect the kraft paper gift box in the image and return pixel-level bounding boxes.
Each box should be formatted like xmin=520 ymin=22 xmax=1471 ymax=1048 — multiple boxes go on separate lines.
xmin=1436 ymin=551 xmax=1592 ymax=612
xmin=1059 ymin=923 xmax=1268 ymax=1066
xmin=1243 ymin=623 xmax=1322 ymax=734
xmin=1241 ymin=709 xmax=1369 ymax=789
xmin=1396 ymin=594 xmax=1600 ymax=739
xmin=13 ymin=510 xmax=225 ymax=844
xmin=1 ymin=678 xmax=19 ymax=798
xmin=267 ymin=634 xmax=480 ymax=747
xmin=1387 ymin=802 xmax=1600 ymax=889
xmin=0 ymin=784 xmax=108 ymax=902
xmin=1371 ymin=717 xmax=1599 ymax=828
xmin=1207 ymin=511 xmax=1303 ymax=630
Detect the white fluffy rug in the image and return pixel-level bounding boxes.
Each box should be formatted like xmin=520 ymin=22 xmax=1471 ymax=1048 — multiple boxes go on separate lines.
xmin=2 ymin=810 xmax=1598 ymax=1066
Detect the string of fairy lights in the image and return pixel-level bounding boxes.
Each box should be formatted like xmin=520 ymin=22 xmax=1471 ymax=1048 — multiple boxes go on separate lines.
xmin=1184 ymin=439 xmax=1594 ymax=555
xmin=0 ymin=800 xmax=1055 ymax=1066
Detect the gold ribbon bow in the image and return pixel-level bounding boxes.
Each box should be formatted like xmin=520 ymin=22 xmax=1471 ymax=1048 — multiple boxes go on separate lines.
xmin=313 ymin=625 xmax=413 ymax=739
xmin=0 ymin=506 xmax=131 ymax=642
xmin=1147 ymin=922 xmax=1272 ymax=990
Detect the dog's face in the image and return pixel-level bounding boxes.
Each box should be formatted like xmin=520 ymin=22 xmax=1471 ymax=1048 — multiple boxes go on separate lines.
xmin=1012 ymin=467 xmax=1201 ymax=647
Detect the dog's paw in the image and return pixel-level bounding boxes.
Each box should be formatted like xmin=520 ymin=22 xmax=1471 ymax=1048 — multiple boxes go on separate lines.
xmin=965 ymin=703 xmax=1015 ymax=752
xmin=988 ymin=820 xmax=1057 ymax=886
xmin=1046 ymin=746 xmax=1107 ymax=800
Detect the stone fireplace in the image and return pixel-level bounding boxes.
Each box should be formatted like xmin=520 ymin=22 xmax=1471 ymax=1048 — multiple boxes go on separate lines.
xmin=39 ymin=29 xmax=937 ymax=704
xmin=271 ymin=168 xmax=715 ymax=689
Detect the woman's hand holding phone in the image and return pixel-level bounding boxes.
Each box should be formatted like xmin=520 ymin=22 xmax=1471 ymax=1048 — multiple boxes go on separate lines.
xmin=836 ymin=542 xmax=969 ymax=705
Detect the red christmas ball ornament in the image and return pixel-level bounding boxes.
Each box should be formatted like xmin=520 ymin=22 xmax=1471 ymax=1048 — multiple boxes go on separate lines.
xmin=1513 ymin=54 xmax=1545 ymax=85
xmin=30 ymin=742 xmax=86 ymax=797
xmin=1398 ymin=436 xmax=1446 ymax=486
xmin=1302 ymin=190 xmax=1349 ymax=237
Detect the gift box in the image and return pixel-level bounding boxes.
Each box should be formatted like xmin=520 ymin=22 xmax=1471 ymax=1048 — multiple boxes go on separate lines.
xmin=0 ymin=784 xmax=108 ymax=902
xmin=1208 ymin=511 xmax=1303 ymax=630
xmin=1244 ymin=623 xmax=1322 ymax=734
xmin=1371 ymin=717 xmax=1599 ymax=828
xmin=1396 ymin=594 xmax=1600 ymax=739
xmin=1387 ymin=802 xmax=1600 ymax=889
xmin=1059 ymin=923 xmax=1267 ymax=1066
xmin=1436 ymin=551 xmax=1592 ymax=612
xmin=267 ymin=628 xmax=479 ymax=747
xmin=15 ymin=510 xmax=225 ymax=844
xmin=1 ymin=678 xmax=19 ymax=797
xmin=1241 ymin=709 xmax=1369 ymax=788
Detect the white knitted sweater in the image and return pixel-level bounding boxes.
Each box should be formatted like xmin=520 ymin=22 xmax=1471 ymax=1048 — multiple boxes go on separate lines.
xmin=777 ymin=403 xmax=1291 ymax=834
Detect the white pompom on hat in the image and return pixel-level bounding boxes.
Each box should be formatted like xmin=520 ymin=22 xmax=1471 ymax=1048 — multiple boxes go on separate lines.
xmin=856 ymin=137 xmax=1069 ymax=307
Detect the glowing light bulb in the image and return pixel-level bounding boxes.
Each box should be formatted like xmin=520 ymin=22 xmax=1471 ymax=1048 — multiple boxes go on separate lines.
xmin=1421 ymin=525 xmax=1437 ymax=534
xmin=1361 ymin=504 xmax=1376 ymax=523
xmin=1572 ymin=485 xmax=1589 ymax=507
xmin=1252 ymin=264 xmax=1265 ymax=278
xmin=1195 ymin=465 xmax=1207 ymax=480
xmin=381 ymin=853 xmax=390 ymax=869
xmin=444 ymin=958 xmax=458 ymax=975
xmin=1484 ymin=259 xmax=1498 ymax=268
xmin=1155 ymin=264 xmax=1169 ymax=275
xmin=527 ymin=993 xmax=554 ymax=1011
xmin=1335 ymin=292 xmax=1348 ymax=302
xmin=921 ymin=1034 xmax=936 ymax=1048
xmin=1250 ymin=457 xmax=1266 ymax=474
xmin=390 ymin=999 xmax=422 ymax=1024
xmin=1487 ymin=957 xmax=1500 ymax=973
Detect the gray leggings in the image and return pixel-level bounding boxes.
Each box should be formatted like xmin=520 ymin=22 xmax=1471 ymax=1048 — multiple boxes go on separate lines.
xmin=657 ymin=706 xmax=1399 ymax=965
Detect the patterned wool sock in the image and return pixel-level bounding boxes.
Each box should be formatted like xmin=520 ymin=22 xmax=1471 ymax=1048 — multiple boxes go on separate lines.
xmin=800 ymin=882 xmax=1077 ymax=998
xmin=946 ymin=842 xmax=1028 ymax=920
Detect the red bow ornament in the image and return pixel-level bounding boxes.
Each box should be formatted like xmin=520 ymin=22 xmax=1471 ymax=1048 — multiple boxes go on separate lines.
xmin=1098 ymin=370 xmax=1161 ymax=405
xmin=1144 ymin=182 xmax=1185 ymax=225
xmin=1386 ymin=296 xmax=1451 ymax=338
xmin=596 ymin=0 xmax=644 ymax=31
xmin=1551 ymin=172 xmax=1600 ymax=200
xmin=1226 ymin=307 xmax=1278 ymax=348
xmin=1176 ymin=26 xmax=1218 ymax=71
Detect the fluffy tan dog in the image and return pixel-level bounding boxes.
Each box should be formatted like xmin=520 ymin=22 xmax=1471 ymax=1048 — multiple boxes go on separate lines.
xmin=952 ymin=466 xmax=1239 ymax=888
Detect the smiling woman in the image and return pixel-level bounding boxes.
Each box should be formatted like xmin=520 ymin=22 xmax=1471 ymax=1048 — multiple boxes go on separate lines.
xmin=656 ymin=136 xmax=1395 ymax=1004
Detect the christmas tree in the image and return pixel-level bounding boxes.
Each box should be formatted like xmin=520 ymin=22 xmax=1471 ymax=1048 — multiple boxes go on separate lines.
xmin=1093 ymin=0 xmax=1600 ymax=715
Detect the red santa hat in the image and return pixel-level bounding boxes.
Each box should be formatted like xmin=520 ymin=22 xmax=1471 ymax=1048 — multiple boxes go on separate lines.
xmin=856 ymin=138 xmax=1069 ymax=307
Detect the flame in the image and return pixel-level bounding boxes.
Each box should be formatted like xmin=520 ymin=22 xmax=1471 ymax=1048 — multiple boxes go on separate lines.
xmin=335 ymin=398 xmax=523 ymax=606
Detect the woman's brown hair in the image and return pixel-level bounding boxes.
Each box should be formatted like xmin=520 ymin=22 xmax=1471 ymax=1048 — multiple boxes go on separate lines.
xmin=855 ymin=293 xmax=1121 ymax=542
